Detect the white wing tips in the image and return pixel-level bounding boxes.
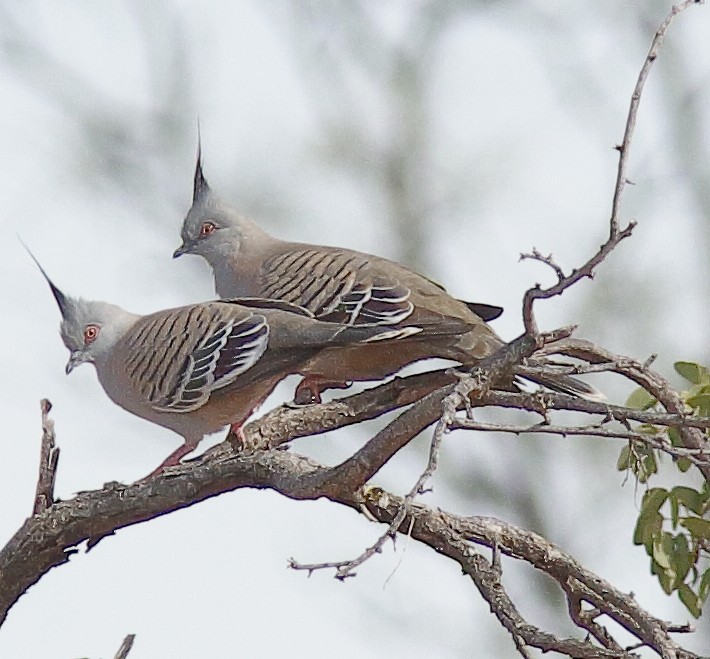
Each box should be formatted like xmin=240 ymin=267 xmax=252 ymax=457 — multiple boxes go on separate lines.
xmin=150 ymin=310 xmax=270 ymax=413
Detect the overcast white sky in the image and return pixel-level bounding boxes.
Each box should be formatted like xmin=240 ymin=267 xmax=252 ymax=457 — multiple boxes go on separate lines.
xmin=0 ymin=2 xmax=709 ymax=657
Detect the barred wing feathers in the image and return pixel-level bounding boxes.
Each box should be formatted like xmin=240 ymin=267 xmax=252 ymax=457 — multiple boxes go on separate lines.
xmin=122 ymin=304 xmax=269 ymax=413
xmin=259 ymin=248 xmax=414 ymax=326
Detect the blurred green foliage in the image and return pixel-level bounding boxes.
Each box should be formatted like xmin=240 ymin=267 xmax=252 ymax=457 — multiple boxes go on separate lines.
xmin=620 ymin=361 xmax=710 ymax=617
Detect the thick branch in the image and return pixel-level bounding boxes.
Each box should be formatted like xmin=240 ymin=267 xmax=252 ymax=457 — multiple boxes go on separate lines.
xmin=290 ymin=375 xmax=477 ymax=579
xmin=242 ymin=367 xmax=460 ymax=450
xmin=292 ymin=332 xmax=542 ymax=496
xmin=32 ymin=399 xmax=59 ymax=515
xmin=239 ymin=373 xmax=710 ymax=467
xmin=363 ymin=491 xmax=699 ymax=659
xmin=0 ymin=445 xmax=699 ymax=658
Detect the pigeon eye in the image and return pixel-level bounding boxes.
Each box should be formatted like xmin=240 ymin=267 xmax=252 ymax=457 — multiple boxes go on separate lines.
xmin=84 ymin=325 xmax=99 ymax=344
xmin=200 ymin=221 xmax=216 ymax=237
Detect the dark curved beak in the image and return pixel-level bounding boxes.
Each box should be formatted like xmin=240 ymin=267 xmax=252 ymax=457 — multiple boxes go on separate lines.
xmin=173 ymin=244 xmax=188 ymax=259
xmin=65 ymin=351 xmax=83 ymax=374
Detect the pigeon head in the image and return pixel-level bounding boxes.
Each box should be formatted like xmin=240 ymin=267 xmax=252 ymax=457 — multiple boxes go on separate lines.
xmin=27 ymin=250 xmax=137 ymax=373
xmin=173 ymin=142 xmax=270 ymax=267
xmin=54 ymin=296 xmax=135 ymax=374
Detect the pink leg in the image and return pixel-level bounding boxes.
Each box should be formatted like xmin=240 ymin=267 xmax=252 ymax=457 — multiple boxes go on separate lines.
xmin=227 ymin=404 xmax=260 ymax=450
xmin=143 ymin=438 xmax=200 ymax=479
xmin=228 ymin=421 xmax=248 ymax=449
xmin=294 ymin=375 xmax=352 ymax=405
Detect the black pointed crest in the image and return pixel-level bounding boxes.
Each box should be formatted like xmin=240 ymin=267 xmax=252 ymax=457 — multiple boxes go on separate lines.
xmin=193 ymin=123 xmax=211 ymax=203
xmin=20 ymin=239 xmax=70 ymax=316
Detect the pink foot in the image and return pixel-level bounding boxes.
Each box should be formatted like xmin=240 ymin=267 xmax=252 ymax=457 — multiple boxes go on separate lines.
xmin=228 ymin=421 xmax=248 ymax=449
xmin=294 ymin=375 xmax=352 ymax=405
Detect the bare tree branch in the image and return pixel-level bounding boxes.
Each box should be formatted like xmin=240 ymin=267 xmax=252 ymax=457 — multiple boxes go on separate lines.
xmin=545 ymin=339 xmax=710 ymax=482
xmin=520 ymin=220 xmax=636 ymax=335
xmin=113 ymin=634 xmax=136 ymax=659
xmin=520 ymin=0 xmax=702 ymax=336
xmin=32 ymin=399 xmax=59 ymax=516
xmin=449 ymin=417 xmax=710 ymax=467
xmin=0 ymin=412 xmax=701 ymax=657
xmin=290 ymin=372 xmax=477 ymax=579
xmin=609 ymin=0 xmax=703 ymax=237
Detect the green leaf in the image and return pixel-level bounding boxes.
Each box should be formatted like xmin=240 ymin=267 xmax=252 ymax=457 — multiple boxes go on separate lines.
xmin=634 ymin=511 xmax=662 ymax=549
xmin=668 ymin=428 xmax=682 ymax=447
xmin=684 ymin=382 xmax=710 ymax=403
xmin=678 ymin=583 xmax=702 ymax=618
xmin=655 ymin=563 xmax=675 ymax=594
xmin=674 ymin=361 xmax=708 ymax=385
xmin=699 ymin=569 xmax=710 ymax=603
xmin=666 ymin=429 xmax=694 ymax=472
xmin=652 ymin=533 xmax=673 ymax=569
xmin=641 ymin=488 xmax=668 ymax=514
xmin=626 ymin=387 xmax=657 ymax=410
xmin=681 ymin=517 xmax=710 ymax=540
xmin=639 ymin=452 xmax=658 ymax=482
xmin=686 ymin=393 xmax=710 ymax=416
xmin=616 ymin=444 xmax=631 ymax=471
xmin=677 ymin=457 xmax=692 ymax=473
xmin=672 ymin=486 xmax=705 ymax=515
xmin=671 ymin=534 xmax=692 ymax=585
xmin=618 ymin=442 xmax=659 ymax=481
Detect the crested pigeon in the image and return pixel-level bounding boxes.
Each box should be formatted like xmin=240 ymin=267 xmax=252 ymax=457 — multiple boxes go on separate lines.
xmin=34 ymin=260 xmax=438 ymax=476
xmin=174 ymin=149 xmax=602 ymax=404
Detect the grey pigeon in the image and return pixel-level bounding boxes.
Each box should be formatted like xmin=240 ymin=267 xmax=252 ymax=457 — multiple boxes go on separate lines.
xmin=174 ymin=149 xmax=602 ymax=404
xmin=33 ymin=259 xmax=435 ymax=476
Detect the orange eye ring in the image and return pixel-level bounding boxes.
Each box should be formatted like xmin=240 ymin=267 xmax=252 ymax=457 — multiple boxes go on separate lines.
xmin=84 ymin=325 xmax=99 ymax=344
xmin=200 ymin=221 xmax=216 ymax=237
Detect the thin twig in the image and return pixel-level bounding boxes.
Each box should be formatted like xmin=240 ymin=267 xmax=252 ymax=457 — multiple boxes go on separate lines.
xmin=521 ymin=0 xmax=701 ymax=335
xmin=113 ymin=634 xmax=136 ymax=659
xmin=521 ymin=221 xmax=636 ymax=335
xmin=610 ymin=0 xmax=702 ymax=236
xmin=290 ymin=374 xmax=487 ymax=579
xmin=518 ymin=248 xmax=565 ymax=280
xmin=450 ymin=418 xmax=710 ymax=467
xmin=545 ymin=338 xmax=710 ymax=482
xmin=566 ymin=591 xmax=623 ymax=653
xmin=33 ymin=399 xmax=59 ymax=516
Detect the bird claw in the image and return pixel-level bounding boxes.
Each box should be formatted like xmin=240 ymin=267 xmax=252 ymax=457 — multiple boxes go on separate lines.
xmin=293 ymin=376 xmax=353 ymax=405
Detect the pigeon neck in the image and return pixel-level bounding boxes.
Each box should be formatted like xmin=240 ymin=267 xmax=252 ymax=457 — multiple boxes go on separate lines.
xmin=212 ymin=220 xmax=281 ymax=298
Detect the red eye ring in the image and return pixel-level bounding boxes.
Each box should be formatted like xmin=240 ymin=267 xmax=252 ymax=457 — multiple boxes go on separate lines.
xmin=200 ymin=221 xmax=216 ymax=237
xmin=84 ymin=325 xmax=99 ymax=344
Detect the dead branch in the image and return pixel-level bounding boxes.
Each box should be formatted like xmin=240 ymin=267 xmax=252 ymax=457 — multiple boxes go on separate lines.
xmin=520 ymin=0 xmax=702 ymax=335
xmin=2 ymin=425 xmax=699 ymax=658
xmin=545 ymin=339 xmax=710 ymax=482
xmin=113 ymin=634 xmax=136 ymax=659
xmin=290 ymin=372 xmax=479 ymax=579
xmin=32 ymin=399 xmax=59 ymax=516
xmin=450 ymin=417 xmax=710 ymax=467
xmin=236 ymin=371 xmax=710 ymax=465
